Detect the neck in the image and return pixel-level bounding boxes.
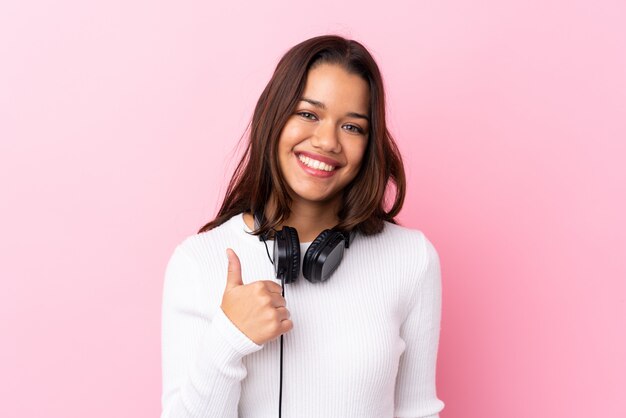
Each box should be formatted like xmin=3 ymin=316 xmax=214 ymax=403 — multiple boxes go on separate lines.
xmin=260 ymin=195 xmax=342 ymax=243
xmin=282 ymin=201 xmax=340 ymax=243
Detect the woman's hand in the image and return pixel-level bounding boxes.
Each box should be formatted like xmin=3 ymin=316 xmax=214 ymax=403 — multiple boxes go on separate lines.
xmin=220 ymin=248 xmax=293 ymax=345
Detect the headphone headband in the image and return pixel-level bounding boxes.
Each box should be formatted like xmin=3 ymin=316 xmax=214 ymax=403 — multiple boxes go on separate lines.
xmin=252 ymin=208 xmax=353 ymax=283
xmin=253 ymin=209 xmax=352 ymax=247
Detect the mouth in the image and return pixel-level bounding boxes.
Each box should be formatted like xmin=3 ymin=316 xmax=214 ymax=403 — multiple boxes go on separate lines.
xmin=295 ymin=152 xmax=339 ymax=178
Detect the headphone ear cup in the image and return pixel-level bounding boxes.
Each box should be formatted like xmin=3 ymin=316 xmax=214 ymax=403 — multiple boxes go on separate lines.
xmin=304 ymin=230 xmax=347 ymax=283
xmin=303 ymin=229 xmax=333 ymax=283
xmin=283 ymin=226 xmax=300 ymax=284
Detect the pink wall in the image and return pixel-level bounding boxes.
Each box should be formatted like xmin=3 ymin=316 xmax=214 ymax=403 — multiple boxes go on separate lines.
xmin=1 ymin=1 xmax=624 ymax=417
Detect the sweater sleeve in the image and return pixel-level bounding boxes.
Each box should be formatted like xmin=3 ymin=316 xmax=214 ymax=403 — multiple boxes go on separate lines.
xmin=393 ymin=234 xmax=446 ymax=418
xmin=160 ymin=244 xmax=264 ymax=418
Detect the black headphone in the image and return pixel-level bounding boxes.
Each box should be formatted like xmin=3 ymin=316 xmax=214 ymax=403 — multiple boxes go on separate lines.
xmin=254 ymin=210 xmax=353 ymax=284
xmin=253 ymin=210 xmax=354 ymax=417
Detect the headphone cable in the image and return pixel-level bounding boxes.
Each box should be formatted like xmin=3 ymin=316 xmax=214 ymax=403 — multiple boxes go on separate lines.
xmin=260 ymin=234 xmax=284 ymax=418
xmin=279 ymin=274 xmax=285 ymax=418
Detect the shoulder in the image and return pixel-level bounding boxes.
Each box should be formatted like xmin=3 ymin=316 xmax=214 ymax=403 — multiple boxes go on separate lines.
xmin=386 ymin=219 xmax=439 ymax=255
xmin=360 ymin=220 xmax=441 ymax=289
xmin=171 ymin=213 xmax=243 ymax=264
xmin=366 ymin=220 xmax=439 ymax=262
xmin=163 ymin=213 xmax=246 ymax=303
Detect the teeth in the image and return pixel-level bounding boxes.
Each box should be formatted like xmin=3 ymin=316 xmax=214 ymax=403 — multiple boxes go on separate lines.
xmin=298 ymin=154 xmax=336 ymax=172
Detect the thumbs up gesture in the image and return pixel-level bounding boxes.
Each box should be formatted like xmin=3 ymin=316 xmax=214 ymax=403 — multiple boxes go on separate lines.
xmin=220 ymin=248 xmax=293 ymax=345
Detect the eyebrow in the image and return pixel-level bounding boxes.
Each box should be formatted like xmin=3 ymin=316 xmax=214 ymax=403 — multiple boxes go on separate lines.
xmin=300 ymin=97 xmax=370 ymax=122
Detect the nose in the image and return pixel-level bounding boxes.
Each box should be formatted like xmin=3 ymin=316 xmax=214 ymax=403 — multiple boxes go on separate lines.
xmin=311 ymin=121 xmax=341 ymax=153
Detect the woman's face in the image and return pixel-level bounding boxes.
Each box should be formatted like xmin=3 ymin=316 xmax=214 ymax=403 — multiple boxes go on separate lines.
xmin=277 ymin=63 xmax=370 ymax=210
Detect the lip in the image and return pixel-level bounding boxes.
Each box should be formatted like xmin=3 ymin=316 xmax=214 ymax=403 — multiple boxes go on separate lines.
xmin=295 ymin=153 xmax=338 ymax=178
xmin=295 ymin=151 xmax=342 ymax=168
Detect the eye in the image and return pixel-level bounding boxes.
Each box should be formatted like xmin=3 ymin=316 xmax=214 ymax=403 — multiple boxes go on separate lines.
xmin=343 ymin=124 xmax=365 ymax=134
xmin=297 ymin=111 xmax=317 ymax=120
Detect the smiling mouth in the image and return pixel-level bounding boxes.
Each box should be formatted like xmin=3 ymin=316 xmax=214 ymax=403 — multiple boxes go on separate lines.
xmin=296 ymin=153 xmax=337 ymax=172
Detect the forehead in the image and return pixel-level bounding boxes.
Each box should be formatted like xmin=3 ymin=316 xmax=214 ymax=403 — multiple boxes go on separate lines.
xmin=302 ymin=63 xmax=370 ymax=114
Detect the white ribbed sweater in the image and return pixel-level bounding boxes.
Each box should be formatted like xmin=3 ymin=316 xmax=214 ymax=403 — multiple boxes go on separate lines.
xmin=160 ymin=212 xmax=445 ymax=418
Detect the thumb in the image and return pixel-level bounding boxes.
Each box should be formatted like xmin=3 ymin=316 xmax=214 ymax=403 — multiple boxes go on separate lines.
xmin=225 ymin=248 xmax=243 ymax=291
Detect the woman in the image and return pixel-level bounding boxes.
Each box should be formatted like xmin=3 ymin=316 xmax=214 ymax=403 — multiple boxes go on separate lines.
xmin=161 ymin=35 xmax=445 ymax=418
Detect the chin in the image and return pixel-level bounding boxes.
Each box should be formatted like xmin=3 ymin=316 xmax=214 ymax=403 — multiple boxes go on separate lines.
xmin=295 ymin=191 xmax=338 ymax=205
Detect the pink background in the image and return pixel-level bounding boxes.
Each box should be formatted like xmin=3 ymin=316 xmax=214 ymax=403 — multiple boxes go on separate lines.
xmin=1 ymin=1 xmax=625 ymax=417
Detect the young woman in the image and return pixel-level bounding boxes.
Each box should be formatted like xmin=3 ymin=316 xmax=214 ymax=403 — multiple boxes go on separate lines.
xmin=161 ymin=35 xmax=445 ymax=418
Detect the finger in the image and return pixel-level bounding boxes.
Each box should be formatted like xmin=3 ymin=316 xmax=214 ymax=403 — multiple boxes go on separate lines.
xmin=275 ymin=306 xmax=290 ymax=321
xmin=269 ymin=293 xmax=287 ymax=308
xmin=260 ymin=280 xmax=283 ymax=294
xmin=280 ymin=319 xmax=294 ymax=334
xmin=225 ymin=248 xmax=243 ymax=290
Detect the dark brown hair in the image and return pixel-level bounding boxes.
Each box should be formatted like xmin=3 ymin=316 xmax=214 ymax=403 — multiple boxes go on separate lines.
xmin=198 ymin=34 xmax=406 ymax=238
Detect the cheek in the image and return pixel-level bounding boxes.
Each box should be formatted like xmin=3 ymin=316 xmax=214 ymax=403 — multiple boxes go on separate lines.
xmin=279 ymin=120 xmax=310 ymax=147
xmin=346 ymin=143 xmax=367 ymax=167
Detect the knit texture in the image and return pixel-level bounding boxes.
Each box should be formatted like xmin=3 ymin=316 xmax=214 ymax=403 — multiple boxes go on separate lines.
xmin=160 ymin=212 xmax=445 ymax=418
